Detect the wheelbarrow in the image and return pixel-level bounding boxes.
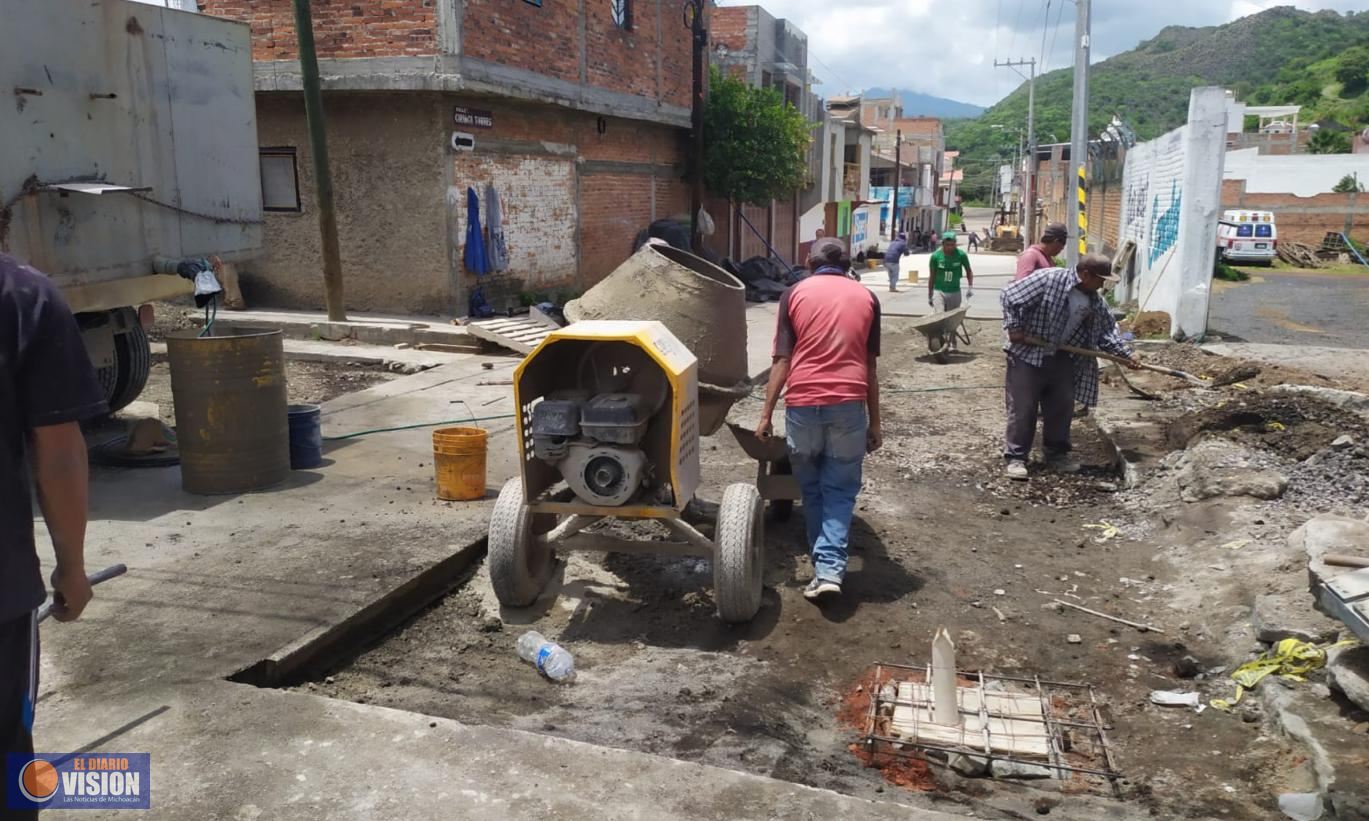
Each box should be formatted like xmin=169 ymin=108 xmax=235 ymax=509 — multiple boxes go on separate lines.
xmin=895 ymin=305 xmax=972 ymax=363
xmin=727 ymin=422 xmax=799 ymax=521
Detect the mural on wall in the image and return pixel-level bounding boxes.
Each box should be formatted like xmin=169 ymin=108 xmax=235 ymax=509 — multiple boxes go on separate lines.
xmin=1123 ymin=177 xmax=1149 ymax=235
xmin=1148 ymin=181 xmax=1182 ymax=266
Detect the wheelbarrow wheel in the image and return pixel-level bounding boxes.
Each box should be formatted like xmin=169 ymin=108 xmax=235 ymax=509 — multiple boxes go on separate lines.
xmin=489 ymin=478 xmax=555 ymax=608
xmin=714 ymin=483 xmax=764 ymax=623
xmin=929 ymin=333 xmax=950 ymax=364
xmin=769 ymin=458 xmax=794 ymax=522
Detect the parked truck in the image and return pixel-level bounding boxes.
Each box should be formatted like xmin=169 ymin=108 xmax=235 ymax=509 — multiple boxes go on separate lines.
xmin=1 ymin=0 xmax=262 ymax=410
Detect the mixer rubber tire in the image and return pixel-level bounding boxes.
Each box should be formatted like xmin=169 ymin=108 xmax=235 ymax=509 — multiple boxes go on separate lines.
xmin=714 ymin=482 xmax=764 ymax=623
xmin=489 ymin=478 xmax=554 ymax=608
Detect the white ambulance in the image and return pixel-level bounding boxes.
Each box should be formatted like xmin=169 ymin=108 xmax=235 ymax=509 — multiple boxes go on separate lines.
xmin=1216 ymin=210 xmax=1277 ymax=265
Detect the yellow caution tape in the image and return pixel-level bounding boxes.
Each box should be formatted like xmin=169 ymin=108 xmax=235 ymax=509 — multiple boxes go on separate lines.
xmin=1265 ymin=421 xmax=1286 ymax=432
xmin=1230 ymin=383 xmax=1249 ymax=390
xmin=1083 ymin=521 xmax=1120 ymax=542
xmin=1210 ymin=638 xmax=1358 ymax=711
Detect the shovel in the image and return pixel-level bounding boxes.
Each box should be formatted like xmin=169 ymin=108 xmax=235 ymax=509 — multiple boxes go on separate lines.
xmin=1026 ymin=338 xmax=1211 ymax=388
xmin=25 ymin=564 xmax=127 ymax=731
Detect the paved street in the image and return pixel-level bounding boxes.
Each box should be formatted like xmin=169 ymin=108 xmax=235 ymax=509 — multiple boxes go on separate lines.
xmin=858 ymin=246 xmax=1018 ymax=322
xmin=1208 ymin=270 xmax=1369 ymax=348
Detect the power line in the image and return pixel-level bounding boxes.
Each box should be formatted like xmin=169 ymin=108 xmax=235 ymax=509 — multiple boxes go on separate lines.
xmin=994 ymin=0 xmax=1004 ymax=99
xmin=1008 ymin=0 xmax=1026 ymax=56
xmin=1044 ymin=0 xmax=1067 ymax=73
xmin=1037 ymin=0 xmax=1052 ymax=68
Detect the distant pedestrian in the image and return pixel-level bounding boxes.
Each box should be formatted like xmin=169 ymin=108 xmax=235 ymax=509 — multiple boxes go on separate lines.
xmin=1 ymin=253 xmax=106 ymax=819
xmin=883 ymin=233 xmax=908 ymax=292
xmin=1015 ymin=222 xmax=1068 ymax=281
xmin=928 ymin=230 xmax=975 ymax=316
xmin=998 ymin=253 xmax=1140 ymax=480
xmin=967 ymin=230 xmax=980 ymax=252
xmin=756 ymin=238 xmax=882 ymax=603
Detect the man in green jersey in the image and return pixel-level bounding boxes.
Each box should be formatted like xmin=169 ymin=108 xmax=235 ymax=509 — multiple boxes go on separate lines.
xmin=928 ymin=230 xmax=974 ymax=313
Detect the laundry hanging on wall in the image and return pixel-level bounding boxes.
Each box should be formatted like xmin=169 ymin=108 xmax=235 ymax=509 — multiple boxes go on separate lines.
xmin=464 ymin=186 xmax=489 ymax=275
xmin=485 ymin=182 xmax=509 ymax=273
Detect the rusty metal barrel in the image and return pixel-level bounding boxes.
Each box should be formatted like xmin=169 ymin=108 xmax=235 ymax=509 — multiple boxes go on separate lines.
xmin=166 ymin=328 xmax=290 ymax=494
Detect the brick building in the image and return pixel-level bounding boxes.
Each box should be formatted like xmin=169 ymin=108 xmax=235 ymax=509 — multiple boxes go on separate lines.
xmin=199 ymin=0 xmax=691 ymax=315
xmin=706 ymin=4 xmax=814 ymax=266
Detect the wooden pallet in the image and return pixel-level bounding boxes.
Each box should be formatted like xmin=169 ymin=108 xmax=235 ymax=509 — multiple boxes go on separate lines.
xmin=464 ymin=316 xmax=556 ymax=355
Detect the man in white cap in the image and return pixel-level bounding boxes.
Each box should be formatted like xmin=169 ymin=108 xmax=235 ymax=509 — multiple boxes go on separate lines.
xmin=998 ymin=253 xmax=1140 ymax=480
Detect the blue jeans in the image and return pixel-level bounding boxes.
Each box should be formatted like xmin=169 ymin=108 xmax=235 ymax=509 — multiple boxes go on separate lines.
xmin=785 ymin=401 xmax=868 ymax=584
xmin=885 ymin=262 xmax=900 ymax=289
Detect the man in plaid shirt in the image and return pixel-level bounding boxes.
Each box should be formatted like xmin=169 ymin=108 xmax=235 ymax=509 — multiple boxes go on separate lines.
xmin=999 ymin=253 xmax=1140 ymax=480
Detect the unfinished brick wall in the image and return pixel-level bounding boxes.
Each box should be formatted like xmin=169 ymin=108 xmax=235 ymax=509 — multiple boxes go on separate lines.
xmin=710 ymin=6 xmax=750 ymax=52
xmin=462 ymin=0 xmax=691 ymax=107
xmin=199 ymin=0 xmax=438 ymax=61
xmin=1221 ymin=182 xmax=1368 ymax=246
xmin=446 ymin=99 xmax=685 ymax=289
xmin=579 ymin=174 xmax=653 ymax=285
xmin=1085 ymin=181 xmax=1123 ymax=252
xmin=202 ymin=0 xmax=691 ymax=109
xmin=462 ymin=0 xmax=579 ymax=83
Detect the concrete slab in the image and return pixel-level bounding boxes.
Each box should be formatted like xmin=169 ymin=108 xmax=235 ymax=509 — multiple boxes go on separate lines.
xmin=1204 ymin=343 xmax=1369 ymax=386
xmin=150 ymin=339 xmax=477 ymax=372
xmin=206 ymin=308 xmax=482 ymax=348
xmin=34 ymin=684 xmax=959 ymax=821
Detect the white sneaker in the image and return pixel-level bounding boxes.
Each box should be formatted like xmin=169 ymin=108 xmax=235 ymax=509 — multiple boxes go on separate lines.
xmin=803 ymin=577 xmax=842 ymax=601
xmin=1005 ymin=460 xmax=1029 ymax=480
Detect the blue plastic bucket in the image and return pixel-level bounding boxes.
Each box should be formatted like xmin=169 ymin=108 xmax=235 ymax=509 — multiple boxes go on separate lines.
xmin=287 ymin=404 xmax=323 ymax=469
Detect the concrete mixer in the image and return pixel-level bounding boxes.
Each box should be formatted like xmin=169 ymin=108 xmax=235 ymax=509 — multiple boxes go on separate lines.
xmin=565 ymin=244 xmax=750 ymax=436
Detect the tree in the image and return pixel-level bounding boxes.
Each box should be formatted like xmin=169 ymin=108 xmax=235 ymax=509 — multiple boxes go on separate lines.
xmin=1334 ymin=47 xmax=1369 ymax=95
xmin=1332 ymin=173 xmax=1364 ymax=193
xmin=702 ymin=67 xmax=811 ymax=206
xmin=1309 ymin=129 xmax=1351 ymax=154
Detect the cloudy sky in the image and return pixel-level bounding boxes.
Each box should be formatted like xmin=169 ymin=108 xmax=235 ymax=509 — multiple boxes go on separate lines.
xmin=729 ymin=0 xmax=1366 ymax=107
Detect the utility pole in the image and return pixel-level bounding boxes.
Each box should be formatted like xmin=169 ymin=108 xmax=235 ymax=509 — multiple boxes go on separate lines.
xmin=891 ymin=130 xmax=902 ymax=240
xmin=686 ymin=0 xmax=709 ymax=254
xmin=1067 ymin=0 xmax=1091 ymax=265
xmin=994 ymin=57 xmax=1037 ymax=245
xmin=292 ymin=0 xmax=345 ymax=321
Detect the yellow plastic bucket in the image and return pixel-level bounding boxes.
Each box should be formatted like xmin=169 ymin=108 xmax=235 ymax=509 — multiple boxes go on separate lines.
xmin=906 ymin=268 xmax=920 ymax=284
xmin=432 ymin=426 xmax=488 ymax=501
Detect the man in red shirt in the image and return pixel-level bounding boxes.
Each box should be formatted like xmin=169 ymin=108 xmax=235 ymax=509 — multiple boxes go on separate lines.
xmin=1014 ymin=222 xmax=1068 ymax=281
xmin=755 ymin=239 xmax=882 ymax=601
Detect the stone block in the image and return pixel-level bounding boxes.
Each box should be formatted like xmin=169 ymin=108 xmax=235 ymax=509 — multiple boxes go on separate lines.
xmin=1251 ymin=593 xmax=1342 ymax=645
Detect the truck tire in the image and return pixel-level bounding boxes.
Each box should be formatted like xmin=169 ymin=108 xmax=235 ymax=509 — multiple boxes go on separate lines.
xmin=95 ymin=309 xmax=151 ymax=413
xmin=488 ymin=478 xmax=555 ymax=608
xmin=714 ymin=482 xmax=764 ymax=623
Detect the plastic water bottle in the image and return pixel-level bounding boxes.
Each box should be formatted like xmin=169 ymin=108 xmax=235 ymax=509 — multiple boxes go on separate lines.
xmin=516 ymin=631 xmax=575 ymax=682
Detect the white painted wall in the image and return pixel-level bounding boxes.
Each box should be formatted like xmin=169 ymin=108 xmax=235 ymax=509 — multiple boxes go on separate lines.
xmin=1224 ymin=148 xmax=1369 ymax=196
xmin=1116 ymin=87 xmax=1227 ymax=339
xmin=799 ymin=203 xmax=825 ymax=244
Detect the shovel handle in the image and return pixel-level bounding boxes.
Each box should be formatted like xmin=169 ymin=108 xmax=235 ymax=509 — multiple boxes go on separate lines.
xmin=1026 ymin=339 xmax=1208 ymax=386
xmin=36 ymin=563 xmax=127 ymax=624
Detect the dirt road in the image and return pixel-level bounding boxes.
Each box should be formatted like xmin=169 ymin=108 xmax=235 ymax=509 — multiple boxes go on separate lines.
xmin=292 ymin=319 xmax=1369 ymax=820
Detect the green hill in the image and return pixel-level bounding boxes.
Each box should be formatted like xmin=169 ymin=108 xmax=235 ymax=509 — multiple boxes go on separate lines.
xmin=948 ymin=6 xmax=1369 ymax=200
